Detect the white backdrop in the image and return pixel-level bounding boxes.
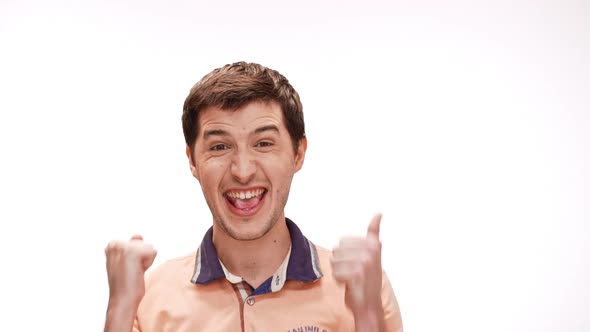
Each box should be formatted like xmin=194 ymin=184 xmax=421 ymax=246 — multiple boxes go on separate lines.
xmin=0 ymin=0 xmax=588 ymax=331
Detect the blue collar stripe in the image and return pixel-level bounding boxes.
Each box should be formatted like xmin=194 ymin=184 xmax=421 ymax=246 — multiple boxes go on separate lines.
xmin=190 ymin=219 xmax=322 ymax=285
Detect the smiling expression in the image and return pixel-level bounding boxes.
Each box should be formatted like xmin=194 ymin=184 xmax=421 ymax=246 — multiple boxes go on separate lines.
xmin=188 ymin=100 xmax=306 ymax=241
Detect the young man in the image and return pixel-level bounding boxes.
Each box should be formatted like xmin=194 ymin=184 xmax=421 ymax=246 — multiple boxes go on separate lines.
xmin=104 ymin=62 xmax=403 ymax=331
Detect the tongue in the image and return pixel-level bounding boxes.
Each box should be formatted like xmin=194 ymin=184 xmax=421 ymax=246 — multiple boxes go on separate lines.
xmin=232 ymin=196 xmax=262 ymax=210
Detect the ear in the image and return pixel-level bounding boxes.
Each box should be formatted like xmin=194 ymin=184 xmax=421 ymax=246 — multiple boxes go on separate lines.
xmin=294 ymin=136 xmax=307 ymax=173
xmin=186 ymin=146 xmax=200 ymax=181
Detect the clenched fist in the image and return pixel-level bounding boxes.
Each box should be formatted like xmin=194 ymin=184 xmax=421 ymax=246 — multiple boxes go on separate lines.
xmin=331 ymin=214 xmax=385 ymax=331
xmin=104 ymin=235 xmax=157 ymax=307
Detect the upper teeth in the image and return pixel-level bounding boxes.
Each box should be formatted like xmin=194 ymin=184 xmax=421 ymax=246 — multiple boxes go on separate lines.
xmin=226 ymin=189 xmax=264 ymax=199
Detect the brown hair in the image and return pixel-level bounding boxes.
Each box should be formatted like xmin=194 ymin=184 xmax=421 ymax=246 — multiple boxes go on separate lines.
xmin=182 ymin=61 xmax=305 ymax=153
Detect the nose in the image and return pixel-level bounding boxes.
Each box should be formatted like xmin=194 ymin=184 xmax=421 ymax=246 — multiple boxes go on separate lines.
xmin=230 ymin=148 xmax=256 ymax=184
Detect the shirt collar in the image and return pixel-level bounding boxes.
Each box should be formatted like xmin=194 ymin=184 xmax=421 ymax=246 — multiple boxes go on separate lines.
xmin=190 ymin=218 xmax=323 ymax=286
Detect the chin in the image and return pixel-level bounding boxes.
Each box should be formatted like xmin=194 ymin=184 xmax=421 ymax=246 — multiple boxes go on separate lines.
xmin=218 ymin=214 xmax=278 ymax=241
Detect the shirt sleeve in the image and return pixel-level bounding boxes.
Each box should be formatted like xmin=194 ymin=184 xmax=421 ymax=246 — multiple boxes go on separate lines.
xmin=382 ymin=271 xmax=403 ymax=332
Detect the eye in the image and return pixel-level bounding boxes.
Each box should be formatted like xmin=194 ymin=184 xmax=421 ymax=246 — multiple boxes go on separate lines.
xmin=255 ymin=141 xmax=274 ymax=148
xmin=210 ymin=143 xmax=229 ymax=151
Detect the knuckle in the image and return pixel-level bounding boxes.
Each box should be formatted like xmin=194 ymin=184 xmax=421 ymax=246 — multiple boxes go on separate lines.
xmin=367 ymin=241 xmax=381 ymax=256
xmin=359 ymin=256 xmax=370 ymax=269
xmin=356 ymin=268 xmax=365 ymax=277
xmin=105 ymin=241 xmax=121 ymax=253
xmin=366 ymin=246 xmax=380 ymax=258
xmin=367 ymin=239 xmax=380 ymax=251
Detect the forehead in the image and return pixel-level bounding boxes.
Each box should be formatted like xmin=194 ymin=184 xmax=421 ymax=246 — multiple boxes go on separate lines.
xmin=198 ymin=101 xmax=285 ymax=134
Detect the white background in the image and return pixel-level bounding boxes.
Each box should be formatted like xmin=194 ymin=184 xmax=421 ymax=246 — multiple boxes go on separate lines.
xmin=0 ymin=0 xmax=588 ymax=331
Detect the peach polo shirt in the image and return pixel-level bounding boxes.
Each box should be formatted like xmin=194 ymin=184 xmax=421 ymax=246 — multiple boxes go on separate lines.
xmin=134 ymin=219 xmax=402 ymax=332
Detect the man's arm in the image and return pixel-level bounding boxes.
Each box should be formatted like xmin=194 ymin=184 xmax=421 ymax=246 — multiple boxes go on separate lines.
xmin=103 ymin=235 xmax=157 ymax=332
xmin=104 ymin=298 xmax=139 ymax=332
xmin=350 ymin=271 xmax=402 ymax=331
xmin=352 ymin=302 xmax=387 ymax=331
xmin=381 ymin=271 xmax=403 ymax=332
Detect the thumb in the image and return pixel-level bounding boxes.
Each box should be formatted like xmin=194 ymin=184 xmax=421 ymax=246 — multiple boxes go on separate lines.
xmin=141 ymin=246 xmax=158 ymax=270
xmin=367 ymin=213 xmax=382 ymax=239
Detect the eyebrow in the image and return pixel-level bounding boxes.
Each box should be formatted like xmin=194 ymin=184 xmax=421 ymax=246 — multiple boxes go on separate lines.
xmin=202 ymin=125 xmax=280 ymax=141
xmin=254 ymin=124 xmax=280 ymax=135
xmin=202 ymin=129 xmax=230 ymax=141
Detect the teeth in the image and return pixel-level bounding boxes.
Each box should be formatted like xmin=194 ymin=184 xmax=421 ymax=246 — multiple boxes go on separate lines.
xmin=227 ymin=189 xmax=264 ymax=199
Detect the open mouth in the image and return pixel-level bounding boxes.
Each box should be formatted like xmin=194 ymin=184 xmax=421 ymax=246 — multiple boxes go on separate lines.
xmin=224 ymin=188 xmax=267 ymax=215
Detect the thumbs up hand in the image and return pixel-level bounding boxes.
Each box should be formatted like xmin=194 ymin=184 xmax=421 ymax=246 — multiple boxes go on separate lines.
xmin=105 ymin=235 xmax=158 ymax=307
xmin=331 ymin=214 xmax=385 ymax=331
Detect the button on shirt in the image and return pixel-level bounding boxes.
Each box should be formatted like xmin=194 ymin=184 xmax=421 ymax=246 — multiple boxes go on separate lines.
xmin=134 ymin=219 xmax=402 ymax=332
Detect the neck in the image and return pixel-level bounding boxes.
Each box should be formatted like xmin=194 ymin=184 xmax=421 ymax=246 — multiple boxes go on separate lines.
xmin=213 ymin=218 xmax=291 ymax=288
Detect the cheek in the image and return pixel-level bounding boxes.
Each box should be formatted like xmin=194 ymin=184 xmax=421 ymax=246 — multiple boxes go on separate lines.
xmin=200 ymin=159 xmax=229 ymax=183
xmin=264 ymin=158 xmax=295 ymax=186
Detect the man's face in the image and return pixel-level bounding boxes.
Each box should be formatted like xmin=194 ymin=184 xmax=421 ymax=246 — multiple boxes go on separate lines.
xmin=188 ymin=101 xmax=306 ymax=241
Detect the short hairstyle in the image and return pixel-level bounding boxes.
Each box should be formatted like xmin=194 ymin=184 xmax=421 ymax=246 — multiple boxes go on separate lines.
xmin=182 ymin=61 xmax=305 ymax=153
